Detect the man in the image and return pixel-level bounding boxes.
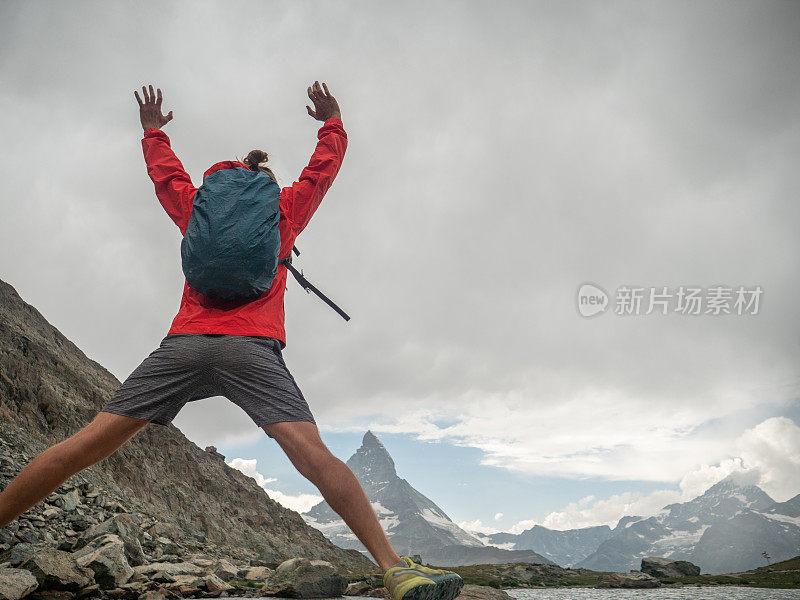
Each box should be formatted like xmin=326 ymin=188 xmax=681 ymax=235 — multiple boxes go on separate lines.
xmin=0 ymin=82 xmax=463 ymax=600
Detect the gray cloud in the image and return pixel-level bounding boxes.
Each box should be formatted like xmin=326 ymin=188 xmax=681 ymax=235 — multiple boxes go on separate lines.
xmin=1 ymin=1 xmax=798 ymax=479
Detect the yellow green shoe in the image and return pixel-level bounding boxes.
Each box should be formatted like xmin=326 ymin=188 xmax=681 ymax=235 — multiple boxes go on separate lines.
xmin=383 ymin=556 xmax=464 ymax=600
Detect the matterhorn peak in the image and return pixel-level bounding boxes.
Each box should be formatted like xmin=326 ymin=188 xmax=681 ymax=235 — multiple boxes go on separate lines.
xmin=347 ymin=430 xmax=396 ymax=483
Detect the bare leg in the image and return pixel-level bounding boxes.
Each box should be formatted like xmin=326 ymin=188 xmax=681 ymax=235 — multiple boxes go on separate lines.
xmin=263 ymin=421 xmax=403 ymax=571
xmin=0 ymin=411 xmax=149 ymax=529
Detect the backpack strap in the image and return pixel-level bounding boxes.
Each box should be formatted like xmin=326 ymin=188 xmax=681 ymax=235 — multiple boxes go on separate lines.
xmin=279 ymin=247 xmax=350 ymax=321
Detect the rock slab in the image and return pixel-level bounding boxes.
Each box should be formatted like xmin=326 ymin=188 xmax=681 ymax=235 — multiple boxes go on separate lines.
xmin=641 ymin=556 xmax=701 ymax=578
xmin=0 ymin=567 xmax=39 ymax=600
xmin=263 ymin=557 xmax=348 ymax=598
xmin=598 ymin=570 xmax=660 ymax=588
xmin=455 ymin=584 xmax=512 ymax=600
xmin=19 ymin=548 xmax=93 ymax=591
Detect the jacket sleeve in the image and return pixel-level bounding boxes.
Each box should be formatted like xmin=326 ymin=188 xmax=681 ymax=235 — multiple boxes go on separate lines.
xmin=280 ymin=117 xmax=348 ymax=236
xmin=141 ymin=127 xmax=197 ymax=236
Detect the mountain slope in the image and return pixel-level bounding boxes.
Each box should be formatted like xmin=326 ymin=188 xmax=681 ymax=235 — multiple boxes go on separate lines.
xmin=0 ymin=277 xmax=374 ymax=574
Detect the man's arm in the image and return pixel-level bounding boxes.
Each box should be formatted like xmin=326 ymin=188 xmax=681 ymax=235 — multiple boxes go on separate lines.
xmin=135 ymin=85 xmax=196 ymax=235
xmin=281 ymin=81 xmax=348 ymax=236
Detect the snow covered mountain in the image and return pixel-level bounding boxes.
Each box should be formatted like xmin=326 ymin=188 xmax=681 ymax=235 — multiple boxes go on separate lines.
xmin=304 ymin=432 xmax=797 ymax=573
xmin=302 ymin=431 xmax=553 ymax=566
xmin=480 ymin=524 xmax=615 ymax=567
xmin=575 ymin=473 xmax=800 ymax=574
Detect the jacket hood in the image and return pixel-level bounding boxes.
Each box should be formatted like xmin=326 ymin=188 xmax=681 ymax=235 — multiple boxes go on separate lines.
xmin=203 ymin=160 xmax=249 ymax=180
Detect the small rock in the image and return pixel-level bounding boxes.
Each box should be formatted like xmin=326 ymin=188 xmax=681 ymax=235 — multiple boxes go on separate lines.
xmin=153 ymin=538 xmax=182 ymax=557
xmin=0 ymin=530 xmax=16 ymax=546
xmin=41 ymin=509 xmax=61 ymax=521
xmin=75 ymin=583 xmax=100 ymax=598
xmin=365 ymin=588 xmax=389 ymax=599
xmin=190 ymin=559 xmax=215 ymax=569
xmin=60 ymin=490 xmax=81 ymax=513
xmin=1 ymin=544 xmax=37 ymax=567
xmin=212 ymin=560 xmax=238 ymax=581
xmin=455 ymin=585 xmax=510 ymax=600
xmin=15 ymin=531 xmax=40 ymax=545
xmin=133 ymin=563 xmax=203 ymax=577
xmin=167 ymin=575 xmax=204 ymax=588
xmin=145 ymin=524 xmax=180 ymax=543
xmin=203 ymin=447 xmax=225 ymax=461
xmin=240 ymin=566 xmax=271 ymax=582
xmin=204 ymin=575 xmax=232 ymax=593
xmin=343 ymin=581 xmax=371 ymax=596
xmin=0 ymin=567 xmax=39 ymax=600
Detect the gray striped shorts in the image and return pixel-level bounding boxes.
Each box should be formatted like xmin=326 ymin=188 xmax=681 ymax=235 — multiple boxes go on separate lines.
xmin=100 ymin=333 xmax=316 ymax=434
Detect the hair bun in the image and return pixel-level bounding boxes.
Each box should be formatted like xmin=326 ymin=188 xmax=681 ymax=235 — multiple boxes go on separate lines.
xmin=245 ymin=149 xmax=269 ymax=170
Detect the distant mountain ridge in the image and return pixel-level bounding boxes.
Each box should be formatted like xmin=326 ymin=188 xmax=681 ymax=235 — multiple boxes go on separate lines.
xmin=475 ymin=473 xmax=800 ymax=574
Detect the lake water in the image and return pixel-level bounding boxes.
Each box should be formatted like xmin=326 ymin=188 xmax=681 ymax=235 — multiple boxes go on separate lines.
xmin=506 ymin=587 xmax=800 ymax=599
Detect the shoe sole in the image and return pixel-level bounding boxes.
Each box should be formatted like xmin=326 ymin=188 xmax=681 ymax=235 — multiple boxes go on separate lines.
xmin=401 ymin=575 xmax=464 ymax=600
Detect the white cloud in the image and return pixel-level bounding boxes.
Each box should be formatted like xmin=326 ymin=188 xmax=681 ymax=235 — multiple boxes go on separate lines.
xmin=495 ymin=417 xmax=800 ymax=531
xmin=737 ymin=417 xmax=800 ymax=502
xmin=678 ymin=416 xmax=800 ymax=502
xmin=227 ymin=457 xmax=323 ymax=514
xmin=227 ymin=458 xmax=278 ymax=487
xmin=494 ymin=512 xmax=503 ymax=521
xmin=507 ymin=520 xmax=539 ymax=535
xmin=457 ymin=519 xmax=503 ymax=536
xmin=538 ymin=490 xmax=680 ymax=530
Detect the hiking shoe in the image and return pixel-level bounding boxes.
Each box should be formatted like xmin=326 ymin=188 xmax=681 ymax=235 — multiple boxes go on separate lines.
xmin=383 ymin=556 xmax=464 ymax=600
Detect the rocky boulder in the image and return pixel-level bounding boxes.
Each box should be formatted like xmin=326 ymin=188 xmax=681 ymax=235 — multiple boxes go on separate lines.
xmin=204 ymin=573 xmax=233 ymax=592
xmin=19 ymin=548 xmax=94 ymax=591
xmin=641 ymin=556 xmax=701 ymax=578
xmin=211 ymin=558 xmax=238 ymax=580
xmin=263 ymin=557 xmax=349 ymax=598
xmin=0 ymin=567 xmax=38 ymax=600
xmin=75 ymin=514 xmax=146 ymax=566
xmin=598 ymin=570 xmax=660 ymax=588
xmin=73 ymin=534 xmax=134 ymax=589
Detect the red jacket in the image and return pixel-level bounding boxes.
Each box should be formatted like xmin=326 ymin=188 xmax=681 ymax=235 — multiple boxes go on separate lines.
xmin=141 ymin=118 xmax=347 ymax=348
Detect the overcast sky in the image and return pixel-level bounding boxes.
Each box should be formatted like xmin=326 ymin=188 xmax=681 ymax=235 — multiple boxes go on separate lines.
xmin=1 ymin=0 xmax=798 ymax=533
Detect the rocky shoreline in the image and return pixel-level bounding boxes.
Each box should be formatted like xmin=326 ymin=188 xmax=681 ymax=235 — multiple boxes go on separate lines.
xmin=446 ymin=555 xmax=800 ymax=590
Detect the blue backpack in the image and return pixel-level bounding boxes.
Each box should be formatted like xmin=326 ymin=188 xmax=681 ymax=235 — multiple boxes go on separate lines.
xmin=181 ymin=166 xmax=281 ymax=303
xmin=181 ymin=164 xmax=350 ymax=320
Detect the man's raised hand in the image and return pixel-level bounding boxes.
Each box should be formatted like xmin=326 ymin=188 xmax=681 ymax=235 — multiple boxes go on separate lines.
xmin=135 ymin=85 xmax=173 ymax=130
xmin=306 ymin=81 xmax=341 ymax=122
